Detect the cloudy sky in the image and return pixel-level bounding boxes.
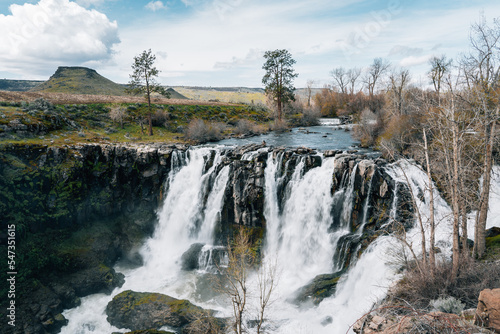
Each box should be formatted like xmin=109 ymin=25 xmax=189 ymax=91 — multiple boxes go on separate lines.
xmin=0 ymin=0 xmax=499 ymax=88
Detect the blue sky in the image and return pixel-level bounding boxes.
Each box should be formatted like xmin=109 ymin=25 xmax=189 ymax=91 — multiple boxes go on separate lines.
xmin=0 ymin=0 xmax=499 ymax=88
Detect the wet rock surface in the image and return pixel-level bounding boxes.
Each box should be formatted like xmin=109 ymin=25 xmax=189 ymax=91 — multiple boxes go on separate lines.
xmin=106 ymin=290 xmax=210 ymax=331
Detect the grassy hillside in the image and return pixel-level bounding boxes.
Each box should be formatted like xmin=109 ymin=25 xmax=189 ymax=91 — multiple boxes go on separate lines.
xmin=173 ymin=86 xmax=323 ymax=105
xmin=31 ymin=66 xmax=128 ymax=96
xmin=174 ymin=86 xmax=267 ymax=105
xmin=0 ymin=96 xmax=271 ymax=145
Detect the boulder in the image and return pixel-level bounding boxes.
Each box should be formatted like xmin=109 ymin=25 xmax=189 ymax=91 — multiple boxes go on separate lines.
xmin=41 ymin=313 xmax=69 ymax=333
xmin=475 ymin=288 xmax=500 ymax=332
xmin=353 ymin=312 xmax=468 ymax=334
xmin=67 ymin=265 xmax=125 ymax=296
xmin=106 ymin=290 xmax=208 ymax=331
xmin=292 ymin=271 xmax=344 ymax=305
xmin=181 ymin=243 xmax=205 ymax=271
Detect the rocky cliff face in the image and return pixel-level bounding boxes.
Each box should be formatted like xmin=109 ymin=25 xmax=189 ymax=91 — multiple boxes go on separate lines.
xmin=0 ymin=142 xmax=186 ymax=334
xmin=0 ymin=142 xmax=413 ymax=333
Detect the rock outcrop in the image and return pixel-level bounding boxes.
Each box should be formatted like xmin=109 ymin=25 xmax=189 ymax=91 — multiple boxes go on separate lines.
xmin=292 ymin=271 xmax=344 ymax=305
xmin=475 ymin=288 xmax=500 ymax=333
xmin=106 ymin=290 xmax=210 ymax=331
xmin=181 ymin=243 xmax=206 ymax=271
xmin=0 ymin=143 xmax=185 ymax=334
xmin=353 ymin=311 xmax=492 ymax=334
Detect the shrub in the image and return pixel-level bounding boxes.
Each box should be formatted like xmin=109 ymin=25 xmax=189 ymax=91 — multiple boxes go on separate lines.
xmin=298 ymin=107 xmax=320 ymax=126
xmin=387 ymin=257 xmax=500 ymax=311
xmin=24 ymin=98 xmax=54 ymax=113
xmin=272 ymin=118 xmax=289 ymax=132
xmin=109 ymin=107 xmax=127 ymax=129
xmin=185 ymin=119 xmax=225 ymax=143
xmin=352 ymin=109 xmax=384 ymax=147
xmin=234 ymin=119 xmax=256 ymax=135
xmin=430 ymin=296 xmax=465 ymax=314
xmin=152 ymin=110 xmax=170 ymax=127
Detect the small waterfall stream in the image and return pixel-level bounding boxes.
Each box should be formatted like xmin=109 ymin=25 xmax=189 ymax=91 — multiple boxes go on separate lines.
xmin=60 ymin=146 xmax=467 ymax=334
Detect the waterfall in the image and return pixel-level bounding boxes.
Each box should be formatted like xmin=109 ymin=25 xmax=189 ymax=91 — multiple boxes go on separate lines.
xmin=61 ymin=147 xmax=230 ymax=333
xmin=263 ymin=153 xmax=349 ymax=294
xmin=61 ymin=147 xmax=467 ymax=334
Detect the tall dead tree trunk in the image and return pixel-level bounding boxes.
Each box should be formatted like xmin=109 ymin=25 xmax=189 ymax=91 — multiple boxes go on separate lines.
xmin=423 ymin=128 xmax=436 ymax=273
xmin=474 ymin=106 xmax=498 ymax=258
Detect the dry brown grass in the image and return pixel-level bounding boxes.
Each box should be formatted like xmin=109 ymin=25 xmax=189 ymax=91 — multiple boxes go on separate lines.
xmin=0 ymin=90 xmax=242 ymax=106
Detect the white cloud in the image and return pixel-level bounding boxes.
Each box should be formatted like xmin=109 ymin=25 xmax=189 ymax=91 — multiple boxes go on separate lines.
xmin=0 ymin=0 xmax=119 ymax=77
xmin=399 ymin=55 xmax=433 ymax=67
xmin=107 ymin=0 xmax=375 ymax=86
xmin=214 ymin=49 xmax=262 ymax=69
xmin=146 ymin=1 xmax=166 ymax=11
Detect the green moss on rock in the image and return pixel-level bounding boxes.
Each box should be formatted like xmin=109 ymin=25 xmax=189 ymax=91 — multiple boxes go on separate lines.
xmin=106 ymin=290 xmax=209 ymax=331
xmin=292 ymin=271 xmax=344 ymax=305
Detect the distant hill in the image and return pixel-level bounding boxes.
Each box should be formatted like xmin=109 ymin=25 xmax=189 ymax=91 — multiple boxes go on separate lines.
xmin=165 ymin=87 xmax=189 ymax=100
xmin=173 ymin=86 xmax=266 ymax=104
xmin=30 ymin=66 xmax=127 ymax=96
xmin=172 ymin=86 xmax=323 ymax=105
xmin=0 ymin=79 xmax=44 ymax=91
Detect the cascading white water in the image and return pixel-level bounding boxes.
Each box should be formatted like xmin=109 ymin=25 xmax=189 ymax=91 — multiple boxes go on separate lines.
xmin=61 ymin=147 xmax=230 ymax=333
xmin=263 ymin=154 xmax=349 ymax=294
xmin=61 ymin=145 xmax=500 ymax=334
xmin=341 ymin=164 xmax=358 ymax=229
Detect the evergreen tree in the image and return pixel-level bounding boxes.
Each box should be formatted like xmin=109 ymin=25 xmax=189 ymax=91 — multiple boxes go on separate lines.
xmin=127 ymin=49 xmax=170 ymax=136
xmin=262 ymin=49 xmax=298 ymax=123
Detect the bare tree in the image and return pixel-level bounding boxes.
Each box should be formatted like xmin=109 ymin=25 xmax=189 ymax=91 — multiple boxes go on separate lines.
xmin=331 ymin=67 xmax=349 ymax=95
xmin=218 ymin=229 xmax=255 ymax=334
xmin=364 ymin=58 xmax=391 ymax=97
xmin=256 ymin=256 xmax=278 ymax=334
xmin=305 ymin=79 xmax=316 ymax=107
xmin=461 ymin=17 xmax=500 ymax=259
xmin=347 ymin=67 xmax=362 ymax=95
xmin=388 ymin=68 xmax=411 ymax=116
xmin=428 ymin=55 xmax=453 ymax=101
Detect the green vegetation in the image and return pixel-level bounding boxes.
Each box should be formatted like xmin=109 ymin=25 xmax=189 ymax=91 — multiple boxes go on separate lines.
xmin=262 ymin=49 xmax=298 ymax=123
xmin=0 ymin=98 xmax=271 ymax=145
xmin=484 ymin=233 xmax=500 ymax=260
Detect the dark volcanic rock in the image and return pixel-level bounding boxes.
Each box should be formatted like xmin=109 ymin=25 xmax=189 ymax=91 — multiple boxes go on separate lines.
xmin=66 ymin=265 xmax=125 ymax=296
xmin=106 ymin=290 xmax=208 ymax=331
xmin=181 ymin=243 xmax=205 ymax=271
